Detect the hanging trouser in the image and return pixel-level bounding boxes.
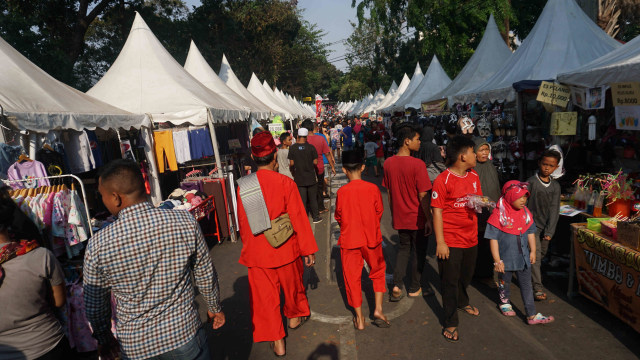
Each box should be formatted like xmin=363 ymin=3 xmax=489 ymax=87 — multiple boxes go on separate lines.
xmin=153 ymin=131 xmax=178 ymax=173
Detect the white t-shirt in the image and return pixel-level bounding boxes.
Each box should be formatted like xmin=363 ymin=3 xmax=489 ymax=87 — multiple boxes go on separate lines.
xmin=364 ymin=142 xmax=379 ymax=158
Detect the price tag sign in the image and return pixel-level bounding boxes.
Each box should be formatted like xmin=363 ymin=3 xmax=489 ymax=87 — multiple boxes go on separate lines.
xmin=268 ymin=123 xmax=283 ymax=133
xmin=550 ymin=112 xmax=577 ymax=135
xmin=537 ymin=81 xmax=571 ymax=107
xmin=228 ymin=139 xmax=241 ymax=149
xmin=611 ymin=82 xmax=640 ymax=106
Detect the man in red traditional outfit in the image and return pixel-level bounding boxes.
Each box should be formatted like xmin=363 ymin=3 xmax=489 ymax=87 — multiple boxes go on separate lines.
xmin=236 ymin=131 xmax=318 ymax=357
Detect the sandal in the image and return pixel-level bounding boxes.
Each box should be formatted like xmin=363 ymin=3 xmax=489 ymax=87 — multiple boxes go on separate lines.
xmin=372 ymin=318 xmax=391 ymax=328
xmin=389 ymin=290 xmax=405 ymax=302
xmin=534 ymin=291 xmax=547 ymax=301
xmin=408 ymin=288 xmax=422 ymax=297
xmin=499 ymin=303 xmax=516 ymax=317
xmin=442 ymin=327 xmax=459 ymax=342
xmin=352 ymin=317 xmax=365 ymax=330
xmin=527 ymin=313 xmax=555 ymax=325
xmin=270 ymin=342 xmax=286 ymax=358
xmin=458 ymin=305 xmax=480 ymax=316
xmin=288 ymin=316 xmax=309 ymax=330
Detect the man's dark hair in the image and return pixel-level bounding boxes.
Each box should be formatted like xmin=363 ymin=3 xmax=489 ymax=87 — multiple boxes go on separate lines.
xmin=396 ymin=124 xmax=419 ymax=146
xmin=279 ymin=132 xmax=291 ymax=143
xmin=540 ymin=149 xmax=561 ymax=163
xmin=341 ymin=150 xmax=363 ymax=172
xmin=254 ymin=152 xmax=275 ymax=166
xmin=445 ymin=135 xmax=476 ymax=166
xmin=301 ymin=119 xmax=314 ymax=132
xmin=99 ymin=159 xmax=145 ymax=196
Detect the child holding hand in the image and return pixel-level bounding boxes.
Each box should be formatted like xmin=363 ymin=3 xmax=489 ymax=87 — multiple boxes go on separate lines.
xmin=485 ymin=181 xmax=554 ymax=325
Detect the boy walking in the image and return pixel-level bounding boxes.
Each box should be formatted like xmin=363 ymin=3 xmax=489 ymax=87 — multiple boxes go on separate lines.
xmin=363 ymin=135 xmax=379 ymax=177
xmin=335 ymin=150 xmax=389 ymax=330
xmin=383 ymin=125 xmax=433 ymax=301
xmin=288 ymin=128 xmax=322 ymax=223
xmin=527 ymin=149 xmax=561 ymax=301
xmin=277 ymin=132 xmax=293 ymax=179
xmin=432 ymin=136 xmax=482 ymax=342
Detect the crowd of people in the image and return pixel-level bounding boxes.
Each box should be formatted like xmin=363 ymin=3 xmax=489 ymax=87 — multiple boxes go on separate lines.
xmin=0 ymin=116 xmax=563 ymax=359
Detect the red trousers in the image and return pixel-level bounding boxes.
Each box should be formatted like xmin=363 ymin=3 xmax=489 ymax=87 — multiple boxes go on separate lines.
xmin=340 ymin=244 xmax=387 ymax=308
xmin=247 ymin=258 xmax=310 ymax=342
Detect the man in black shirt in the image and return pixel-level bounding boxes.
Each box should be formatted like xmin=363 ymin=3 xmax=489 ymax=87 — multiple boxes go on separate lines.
xmin=288 ymin=128 xmax=321 ymax=223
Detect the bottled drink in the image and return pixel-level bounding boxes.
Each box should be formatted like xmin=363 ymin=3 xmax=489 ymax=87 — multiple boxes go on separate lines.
xmin=587 ymin=190 xmax=597 ymax=214
xmin=593 ymin=192 xmax=604 ymax=217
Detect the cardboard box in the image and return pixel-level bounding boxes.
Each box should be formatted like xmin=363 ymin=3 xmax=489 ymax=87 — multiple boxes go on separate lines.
xmin=617 ymin=221 xmax=640 ymax=251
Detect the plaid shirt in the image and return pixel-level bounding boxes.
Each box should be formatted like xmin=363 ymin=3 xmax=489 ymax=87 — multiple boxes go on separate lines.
xmin=84 ymin=202 xmax=221 ymax=359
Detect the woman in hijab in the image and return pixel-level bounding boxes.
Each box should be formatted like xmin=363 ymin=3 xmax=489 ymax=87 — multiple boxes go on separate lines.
xmin=0 ymin=186 xmax=69 ymax=359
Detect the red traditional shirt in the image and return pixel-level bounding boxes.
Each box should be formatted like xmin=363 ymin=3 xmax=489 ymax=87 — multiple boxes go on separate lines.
xmin=335 ymin=179 xmax=384 ymax=249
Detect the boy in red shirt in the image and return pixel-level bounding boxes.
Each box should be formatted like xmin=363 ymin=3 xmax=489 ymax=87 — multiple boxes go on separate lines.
xmin=432 ymin=135 xmax=482 ymax=342
xmin=382 ymin=125 xmax=433 ymax=301
xmin=335 ymin=150 xmax=389 ymax=330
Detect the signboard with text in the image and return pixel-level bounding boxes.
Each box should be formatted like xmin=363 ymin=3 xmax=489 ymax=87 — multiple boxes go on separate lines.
xmin=550 ymin=112 xmax=577 ymax=135
xmin=574 ymin=225 xmax=640 ymax=333
xmin=615 ymin=105 xmax=640 ymax=131
xmin=421 ymin=99 xmax=448 ymax=114
xmin=537 ymin=81 xmax=571 ymax=107
xmin=611 ymin=82 xmax=640 ymax=107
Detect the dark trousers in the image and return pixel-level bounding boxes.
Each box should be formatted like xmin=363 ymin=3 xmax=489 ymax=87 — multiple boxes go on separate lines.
xmin=298 ymin=184 xmax=319 ymax=218
xmin=35 ymin=337 xmax=71 ymax=360
xmin=474 ymin=234 xmax=494 ymax=279
xmin=317 ymin=171 xmax=326 ymax=211
xmin=393 ymin=229 xmax=426 ymax=293
xmin=438 ymin=245 xmax=478 ymax=328
xmin=499 ymin=267 xmax=536 ymax=317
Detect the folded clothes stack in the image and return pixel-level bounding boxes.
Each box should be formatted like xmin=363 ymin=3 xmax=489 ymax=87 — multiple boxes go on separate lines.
xmin=158 ymin=188 xmax=208 ymax=211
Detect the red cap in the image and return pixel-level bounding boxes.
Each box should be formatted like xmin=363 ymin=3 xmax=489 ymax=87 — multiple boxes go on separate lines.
xmin=251 ymin=131 xmax=277 ymax=157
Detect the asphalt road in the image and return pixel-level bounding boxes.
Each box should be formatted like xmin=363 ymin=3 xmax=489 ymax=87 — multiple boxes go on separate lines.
xmin=201 ymin=168 xmax=640 ymax=360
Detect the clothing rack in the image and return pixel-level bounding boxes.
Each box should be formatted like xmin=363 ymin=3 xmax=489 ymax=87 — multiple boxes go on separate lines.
xmin=2 ymin=174 xmax=94 ymax=237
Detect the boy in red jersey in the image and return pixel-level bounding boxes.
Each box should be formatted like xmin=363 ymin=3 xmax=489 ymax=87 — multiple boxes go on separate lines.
xmin=432 ymin=135 xmax=482 ymax=343
xmin=335 ymin=150 xmax=389 ymax=330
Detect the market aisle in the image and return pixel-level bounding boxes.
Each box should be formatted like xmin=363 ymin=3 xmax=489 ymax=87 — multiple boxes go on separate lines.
xmin=201 ymin=170 xmax=640 ymax=359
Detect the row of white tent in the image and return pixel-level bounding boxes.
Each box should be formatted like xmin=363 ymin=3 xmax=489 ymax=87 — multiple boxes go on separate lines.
xmin=0 ymin=12 xmax=315 ymax=204
xmin=340 ymin=0 xmax=639 ymax=116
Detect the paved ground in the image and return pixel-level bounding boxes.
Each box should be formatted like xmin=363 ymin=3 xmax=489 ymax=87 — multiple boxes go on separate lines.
xmin=201 ymin=168 xmax=640 ymax=360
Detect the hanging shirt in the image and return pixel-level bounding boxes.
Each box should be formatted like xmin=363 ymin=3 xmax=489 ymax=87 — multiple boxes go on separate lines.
xmin=335 ymin=179 xmax=383 ymax=249
xmin=62 ymin=130 xmax=95 ymax=174
xmin=7 ymin=160 xmax=50 ymax=189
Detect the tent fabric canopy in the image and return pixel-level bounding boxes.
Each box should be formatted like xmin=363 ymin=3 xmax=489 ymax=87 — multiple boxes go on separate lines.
xmin=247 ymin=74 xmax=294 ymax=119
xmin=558 ymin=34 xmax=640 ymax=87
xmin=403 ymin=56 xmax=452 ymax=109
xmin=88 ymin=13 xmax=249 ymax=125
xmin=376 ymin=74 xmax=410 ymax=112
xmin=428 ymin=14 xmax=512 ymax=104
xmin=451 ymin=0 xmax=620 ymax=104
xmin=384 ymin=63 xmax=424 ymax=112
xmin=0 ymin=34 xmax=148 ymax=132
xmin=373 ymin=81 xmax=398 ymax=112
xmin=184 ymin=41 xmax=270 ymax=120
xmin=363 ymin=88 xmax=386 ymax=114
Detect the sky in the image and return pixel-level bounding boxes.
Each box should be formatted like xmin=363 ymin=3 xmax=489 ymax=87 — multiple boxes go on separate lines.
xmin=183 ymin=0 xmax=357 ymax=71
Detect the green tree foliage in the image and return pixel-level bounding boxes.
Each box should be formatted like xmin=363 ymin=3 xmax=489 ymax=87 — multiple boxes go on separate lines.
xmin=0 ymin=0 xmax=341 ymax=98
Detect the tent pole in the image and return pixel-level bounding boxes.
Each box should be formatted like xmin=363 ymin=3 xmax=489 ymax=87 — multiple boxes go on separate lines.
xmin=141 ymin=124 xmax=163 ymax=205
xmin=207 ymin=110 xmax=224 ymax=178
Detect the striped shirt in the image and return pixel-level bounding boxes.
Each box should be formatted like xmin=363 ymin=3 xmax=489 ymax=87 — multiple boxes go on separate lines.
xmin=84 ymin=202 xmax=221 ymax=359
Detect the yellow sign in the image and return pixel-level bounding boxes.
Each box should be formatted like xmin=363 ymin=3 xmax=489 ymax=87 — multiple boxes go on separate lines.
xmin=611 ymin=82 xmax=640 ymax=107
xmin=421 ymin=99 xmax=448 ymax=114
xmin=550 ymin=112 xmax=577 ymax=135
xmin=537 ymin=81 xmax=571 ymax=107
xmin=302 ymin=97 xmax=312 ymax=102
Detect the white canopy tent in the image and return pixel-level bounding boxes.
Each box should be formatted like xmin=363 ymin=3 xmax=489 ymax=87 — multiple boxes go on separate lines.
xmin=363 ymin=88 xmax=386 ymax=114
xmin=558 ymin=33 xmax=640 ymax=87
xmin=0 ymin=35 xmax=148 ymax=133
xmin=373 ymin=81 xmax=398 ymax=112
xmin=385 ymin=63 xmax=424 ymax=112
xmin=377 ymin=74 xmax=410 ymax=112
xmin=218 ymin=54 xmax=280 ymax=118
xmin=428 ymin=14 xmax=512 ymax=104
xmin=451 ymin=0 xmax=620 ymax=104
xmin=351 ymin=93 xmax=373 ymax=115
xmin=268 ymin=83 xmax=302 ymax=118
xmin=247 ymin=74 xmax=294 ymax=119
xmin=403 ymin=56 xmax=452 ymax=109
xmin=184 ymin=41 xmax=270 ymax=120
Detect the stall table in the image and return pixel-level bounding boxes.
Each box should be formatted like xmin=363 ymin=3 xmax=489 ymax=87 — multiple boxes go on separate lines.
xmin=570 ymin=223 xmax=640 ymax=333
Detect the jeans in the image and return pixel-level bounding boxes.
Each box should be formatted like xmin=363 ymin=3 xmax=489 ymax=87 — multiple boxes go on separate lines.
xmin=393 ymin=229 xmax=426 ymax=293
xmin=499 ymin=267 xmax=536 ymax=317
xmin=438 ymin=245 xmax=478 ymax=328
xmin=148 ymin=326 xmax=210 ymax=360
xmin=531 ymin=229 xmax=550 ymax=292
xmin=317 ymin=172 xmax=326 ymax=211
xmin=298 ymin=184 xmax=319 ymax=218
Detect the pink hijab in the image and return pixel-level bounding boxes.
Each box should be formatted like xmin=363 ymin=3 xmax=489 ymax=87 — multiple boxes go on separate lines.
xmin=487 ymin=180 xmax=533 ymax=235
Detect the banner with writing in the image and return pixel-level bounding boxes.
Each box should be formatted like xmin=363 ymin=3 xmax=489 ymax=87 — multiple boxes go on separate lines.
xmin=615 ymin=106 xmax=640 ymax=131
xmin=574 ymin=225 xmax=640 ymax=333
xmin=550 ymin=112 xmax=577 ymax=135
xmin=537 ymin=81 xmax=571 ymax=107
xmin=421 ymin=99 xmax=448 ymax=114
xmin=611 ymin=82 xmax=640 ymax=107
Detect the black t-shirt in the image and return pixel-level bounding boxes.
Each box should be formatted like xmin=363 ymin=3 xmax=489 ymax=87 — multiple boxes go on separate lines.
xmin=288 ymin=143 xmax=318 ymax=186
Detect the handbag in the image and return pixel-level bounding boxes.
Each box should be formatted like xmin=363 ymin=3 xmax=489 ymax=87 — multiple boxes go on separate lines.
xmin=264 ymin=213 xmax=294 ymax=248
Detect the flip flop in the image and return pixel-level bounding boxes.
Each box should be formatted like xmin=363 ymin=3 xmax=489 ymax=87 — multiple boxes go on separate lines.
xmin=352 ymin=317 xmax=365 ymax=330
xmin=270 ymin=342 xmax=286 ymax=358
xmin=458 ymin=305 xmax=480 ymax=316
xmin=288 ymin=316 xmax=309 ymax=330
xmin=407 ymin=288 xmax=422 ymax=297
xmin=389 ymin=291 xmax=405 ymax=302
xmin=372 ymin=318 xmax=391 ymax=328
xmin=442 ymin=327 xmax=459 ymax=342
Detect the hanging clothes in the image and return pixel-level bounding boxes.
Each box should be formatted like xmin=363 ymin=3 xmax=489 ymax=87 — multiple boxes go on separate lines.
xmin=0 ymin=143 xmax=25 ymax=179
xmin=36 ymin=148 xmax=65 ymax=176
xmin=188 ymin=128 xmax=215 ymax=160
xmin=85 ymin=131 xmax=104 ymax=168
xmin=61 ymin=131 xmax=95 ymax=174
xmin=153 ymin=130 xmax=178 ymax=173
xmin=7 ymin=160 xmax=50 ymax=189
xmin=172 ymin=130 xmax=192 ymax=164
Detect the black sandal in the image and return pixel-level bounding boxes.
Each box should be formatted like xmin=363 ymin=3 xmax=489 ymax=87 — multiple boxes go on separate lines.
xmin=270 ymin=342 xmax=286 ymax=357
xmin=389 ymin=291 xmax=405 ymax=302
xmin=288 ymin=316 xmax=309 ymax=330
xmin=372 ymin=318 xmax=391 ymax=328
xmin=442 ymin=327 xmax=459 ymax=342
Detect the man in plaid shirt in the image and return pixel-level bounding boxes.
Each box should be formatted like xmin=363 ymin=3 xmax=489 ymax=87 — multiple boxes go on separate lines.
xmin=84 ymin=160 xmax=224 ymax=359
